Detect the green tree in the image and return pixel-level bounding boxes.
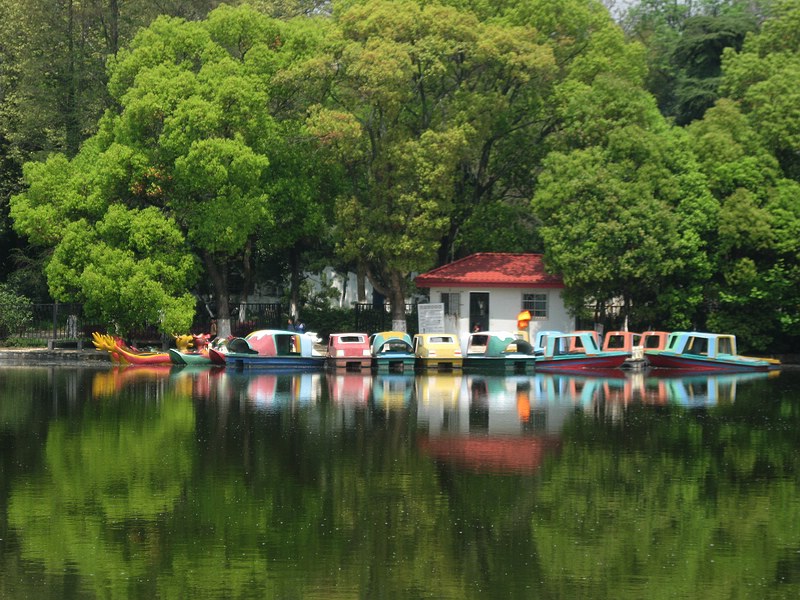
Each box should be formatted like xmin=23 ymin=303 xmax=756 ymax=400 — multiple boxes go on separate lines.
xmin=720 ymin=0 xmax=800 ymax=179
xmin=0 ymin=282 xmax=32 ymax=338
xmin=10 ymin=5 xmax=330 ymax=336
xmin=532 ymin=74 xmax=715 ymax=329
xmin=309 ymin=0 xmax=569 ymax=328
xmin=622 ymin=0 xmax=761 ymax=124
xmin=308 ymin=0 xmax=481 ymax=328
xmin=687 ymin=99 xmax=800 ymax=350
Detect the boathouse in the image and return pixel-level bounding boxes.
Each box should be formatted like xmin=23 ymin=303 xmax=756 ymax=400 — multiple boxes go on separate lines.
xmin=414 ymin=253 xmax=574 ymax=339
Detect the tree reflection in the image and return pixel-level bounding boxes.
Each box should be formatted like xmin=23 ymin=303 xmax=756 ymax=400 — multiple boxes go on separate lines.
xmin=3 ymin=368 xmax=800 ymax=598
xmin=532 ymin=394 xmax=800 ymax=598
xmin=7 ymin=391 xmax=194 ymax=598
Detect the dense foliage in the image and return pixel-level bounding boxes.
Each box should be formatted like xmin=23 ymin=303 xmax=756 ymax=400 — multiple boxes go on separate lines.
xmin=1 ymin=0 xmax=799 ymax=350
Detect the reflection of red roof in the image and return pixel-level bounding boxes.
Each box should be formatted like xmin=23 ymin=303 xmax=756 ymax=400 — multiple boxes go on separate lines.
xmin=419 ymin=435 xmax=561 ymax=473
xmin=415 ymin=253 xmax=563 ymax=289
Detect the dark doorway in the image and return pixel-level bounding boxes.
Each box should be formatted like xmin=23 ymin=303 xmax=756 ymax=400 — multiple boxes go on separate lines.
xmin=469 ymin=292 xmax=489 ymax=332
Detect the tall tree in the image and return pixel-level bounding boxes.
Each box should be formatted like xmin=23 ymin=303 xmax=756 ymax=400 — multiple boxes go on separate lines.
xmin=436 ymin=0 xmax=645 ymax=261
xmin=686 ymin=3 xmax=800 ymax=350
xmin=10 ymin=5 xmax=330 ymax=336
xmin=532 ymin=76 xmax=716 ymax=329
xmin=622 ymin=0 xmax=761 ymax=124
xmin=309 ymin=0 xmax=561 ymax=329
xmin=719 ymin=0 xmax=800 ymax=180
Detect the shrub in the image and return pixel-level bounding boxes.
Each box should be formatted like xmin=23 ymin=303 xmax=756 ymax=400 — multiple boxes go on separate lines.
xmin=299 ymin=306 xmax=356 ymax=341
xmin=0 ymin=285 xmax=33 ymax=340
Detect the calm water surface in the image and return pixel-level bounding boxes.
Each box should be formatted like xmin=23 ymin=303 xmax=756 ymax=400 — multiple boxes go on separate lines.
xmin=1 ymin=364 xmax=799 ymax=599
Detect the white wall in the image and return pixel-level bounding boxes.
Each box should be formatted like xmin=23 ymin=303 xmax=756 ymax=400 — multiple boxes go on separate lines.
xmin=244 ymin=268 xmax=377 ymax=307
xmin=428 ymin=286 xmax=575 ymax=340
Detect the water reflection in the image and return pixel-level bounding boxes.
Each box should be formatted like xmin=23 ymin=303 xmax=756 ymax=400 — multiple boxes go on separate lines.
xmin=91 ymin=365 xmax=779 ymax=411
xmin=3 ymin=365 xmax=797 ymax=599
xmin=371 ymin=372 xmax=416 ymax=410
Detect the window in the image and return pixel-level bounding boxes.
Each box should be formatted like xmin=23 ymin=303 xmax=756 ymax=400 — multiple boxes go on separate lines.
xmin=522 ymin=293 xmax=547 ymax=319
xmin=441 ymin=292 xmax=460 ymax=316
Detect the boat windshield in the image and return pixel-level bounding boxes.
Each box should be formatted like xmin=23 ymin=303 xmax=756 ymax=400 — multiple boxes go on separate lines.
xmin=684 ymin=336 xmax=708 ymax=356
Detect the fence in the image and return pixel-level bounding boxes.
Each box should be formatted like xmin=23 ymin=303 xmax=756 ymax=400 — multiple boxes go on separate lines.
xmin=2 ymin=301 xmax=422 ymax=347
xmin=2 ymin=302 xmax=285 ymax=348
xmin=354 ymin=303 xmax=419 ymax=337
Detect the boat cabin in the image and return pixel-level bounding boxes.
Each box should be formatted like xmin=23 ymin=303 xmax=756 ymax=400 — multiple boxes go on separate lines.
xmin=602 ymin=331 xmax=641 ymax=352
xmin=569 ymin=330 xmax=600 ymax=352
xmin=464 ymin=331 xmax=533 ymax=357
xmin=542 ymin=331 xmax=603 ymax=358
xmin=640 ymin=331 xmax=670 ymax=351
xmin=230 ymin=329 xmax=313 ymax=356
xmin=665 ymin=331 xmax=737 ymax=357
xmin=327 ymin=332 xmax=372 ymax=370
xmin=533 ymin=330 xmax=563 ymax=355
xmin=413 ymin=333 xmax=463 ymax=371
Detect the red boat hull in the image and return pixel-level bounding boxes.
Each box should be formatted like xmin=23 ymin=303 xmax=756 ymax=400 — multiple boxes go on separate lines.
xmin=535 ymin=353 xmax=629 ymax=372
xmin=646 ymin=352 xmax=769 ymax=372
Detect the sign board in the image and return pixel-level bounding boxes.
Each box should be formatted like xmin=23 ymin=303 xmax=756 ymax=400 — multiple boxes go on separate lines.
xmin=417 ymin=303 xmax=445 ymax=334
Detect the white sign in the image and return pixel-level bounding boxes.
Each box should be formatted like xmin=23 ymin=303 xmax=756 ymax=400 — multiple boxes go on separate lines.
xmin=417 ymin=303 xmax=445 ymax=333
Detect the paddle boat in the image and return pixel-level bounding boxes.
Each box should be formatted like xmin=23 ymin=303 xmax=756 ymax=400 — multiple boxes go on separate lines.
xmin=532 ymin=330 xmax=563 ymax=355
xmin=370 ymin=331 xmax=416 ymax=373
xmin=602 ymin=330 xmax=648 ymax=370
xmin=534 ymin=330 xmax=631 ymax=372
xmin=644 ymin=331 xmax=780 ymax=372
xmin=640 ymin=330 xmax=670 ymax=351
xmin=207 ymin=329 xmax=326 ymax=371
xmin=92 ymin=331 xmax=182 ymax=365
xmin=413 ymin=333 xmax=463 ymax=371
xmin=326 ymin=332 xmax=372 ymax=371
xmin=168 ymin=333 xmax=214 ymax=366
xmin=461 ymin=331 xmax=536 ymax=374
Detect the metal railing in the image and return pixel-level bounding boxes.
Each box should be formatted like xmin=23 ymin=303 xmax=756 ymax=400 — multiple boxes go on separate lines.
xmin=2 ymin=302 xmax=285 ymax=347
xmin=354 ymin=303 xmax=418 ymax=336
xmin=3 ymin=301 xmax=422 ymax=346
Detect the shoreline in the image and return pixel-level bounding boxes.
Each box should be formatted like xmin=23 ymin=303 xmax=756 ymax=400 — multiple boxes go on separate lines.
xmin=0 ymin=347 xmax=113 ymax=367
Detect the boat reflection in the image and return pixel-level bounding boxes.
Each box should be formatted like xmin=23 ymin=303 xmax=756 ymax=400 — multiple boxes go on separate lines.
xmin=328 ymin=371 xmax=372 ymax=407
xmin=371 ymin=373 xmax=415 ymax=411
xmin=202 ymin=370 xmax=324 ymax=410
xmin=91 ymin=365 xmax=174 ymax=398
xmin=90 ymin=366 xmax=777 ymax=472
xmin=415 ymin=370 xmax=778 ymax=473
xmin=90 ymin=366 xmax=777 ymax=412
xmin=640 ymin=369 xmax=779 ymax=407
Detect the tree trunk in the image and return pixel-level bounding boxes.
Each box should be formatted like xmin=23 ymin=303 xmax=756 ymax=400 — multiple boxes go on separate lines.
xmin=64 ymin=0 xmax=80 ymax=157
xmin=357 ymin=261 xmax=367 ymax=303
xmin=204 ymin=251 xmax=231 ymax=338
xmin=289 ymin=246 xmax=300 ymax=319
xmin=108 ymin=0 xmax=119 ymax=55
xmin=389 ymin=270 xmax=407 ymax=332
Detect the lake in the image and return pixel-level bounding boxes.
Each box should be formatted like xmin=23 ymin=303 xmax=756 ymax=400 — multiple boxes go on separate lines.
xmin=1 ymin=364 xmax=799 ymax=599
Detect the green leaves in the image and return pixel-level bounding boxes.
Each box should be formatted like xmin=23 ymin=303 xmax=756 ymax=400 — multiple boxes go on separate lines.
xmin=533 ymin=121 xmax=714 ymax=328
xmin=43 ymin=207 xmax=197 ymax=333
xmin=173 ymin=137 xmax=272 ymax=251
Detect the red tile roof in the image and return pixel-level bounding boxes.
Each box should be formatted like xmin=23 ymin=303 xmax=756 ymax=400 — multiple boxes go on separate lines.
xmin=415 ymin=253 xmax=563 ymax=289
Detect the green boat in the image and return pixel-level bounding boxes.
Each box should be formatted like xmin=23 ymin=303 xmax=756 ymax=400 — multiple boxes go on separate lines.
xmin=168 ymin=348 xmax=213 ymax=366
xmin=462 ymin=331 xmax=536 ymax=374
